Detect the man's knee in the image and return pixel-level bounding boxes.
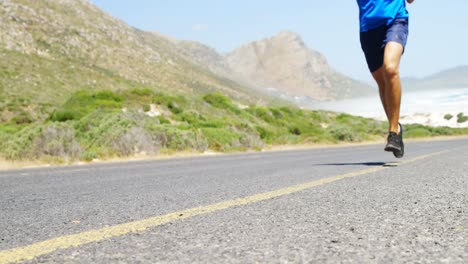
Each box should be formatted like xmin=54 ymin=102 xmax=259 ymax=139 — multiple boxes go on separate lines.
xmin=384 ymin=63 xmax=399 ymax=78
xmin=383 ymin=42 xmax=403 ymax=79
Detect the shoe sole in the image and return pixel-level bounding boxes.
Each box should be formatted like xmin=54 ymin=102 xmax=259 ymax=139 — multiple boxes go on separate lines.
xmin=393 ymin=150 xmax=404 ymax=158
xmin=385 ymin=144 xmax=401 ymax=153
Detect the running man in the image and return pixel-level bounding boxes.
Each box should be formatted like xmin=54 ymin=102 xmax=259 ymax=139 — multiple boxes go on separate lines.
xmin=357 ymin=0 xmax=414 ymax=158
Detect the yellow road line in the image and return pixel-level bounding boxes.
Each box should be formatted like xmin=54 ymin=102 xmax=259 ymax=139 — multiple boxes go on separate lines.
xmin=0 ymin=150 xmax=448 ymax=264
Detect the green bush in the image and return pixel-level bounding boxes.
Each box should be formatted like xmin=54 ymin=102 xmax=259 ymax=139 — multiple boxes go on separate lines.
xmin=444 ymin=114 xmax=453 ymax=120
xmin=270 ymin=108 xmax=283 ymax=119
xmin=130 ymin=88 xmax=154 ymax=97
xmin=158 ymin=116 xmax=171 ymax=124
xmin=81 ymin=150 xmax=98 ymax=161
xmin=0 ymin=123 xmax=81 ymax=160
xmin=0 ymin=123 xmax=23 ymax=134
xmin=406 ymin=128 xmax=431 ymax=138
xmin=95 ymin=90 xmax=123 ymax=102
xmin=255 ymin=126 xmax=275 ymax=141
xmin=168 ymin=101 xmax=182 ymax=114
xmin=279 ymin=106 xmax=293 ymax=116
xmin=201 ymin=127 xmax=241 ymax=151
xmin=336 ymin=113 xmax=353 ymax=123
xmin=49 ymin=90 xmax=123 ymax=121
xmin=203 ymin=93 xmax=240 ymax=114
xmin=153 ymin=93 xmax=187 ymax=110
xmin=200 ymin=120 xmax=226 ymax=128
xmin=33 ymin=123 xmax=82 ymax=159
xmin=50 ymin=110 xmax=77 ymax=122
xmin=255 ymin=126 xmax=268 ymax=139
xmin=142 ymin=104 xmax=151 ymax=112
xmin=248 ymin=107 xmax=275 ymax=123
xmin=0 ymin=123 xmax=24 ymax=149
xmin=457 ymin=113 xmax=468 ymax=123
xmin=328 ymin=125 xmax=360 ymax=142
xmin=428 ymin=126 xmax=453 ymax=136
xmin=145 ymin=124 xmax=207 ymax=152
xmin=1 ymin=124 xmax=42 ymax=159
xmin=289 ymin=126 xmax=302 ymax=135
xmin=12 ymin=111 xmax=33 ymax=124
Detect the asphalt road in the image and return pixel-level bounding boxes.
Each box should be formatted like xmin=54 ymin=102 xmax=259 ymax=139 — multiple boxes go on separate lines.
xmin=0 ymin=138 xmax=467 ymax=263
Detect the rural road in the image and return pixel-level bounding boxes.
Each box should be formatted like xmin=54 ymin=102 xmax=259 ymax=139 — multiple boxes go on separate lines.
xmin=0 ymin=138 xmax=466 ymax=263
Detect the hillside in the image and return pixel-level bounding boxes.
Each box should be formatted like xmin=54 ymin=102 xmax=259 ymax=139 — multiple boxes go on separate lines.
xmin=403 ymin=66 xmax=468 ymax=91
xmin=0 ymin=0 xmax=377 ymax=124
xmin=225 ymin=31 xmax=374 ymax=101
xmin=0 ymin=0 xmax=267 ymax=122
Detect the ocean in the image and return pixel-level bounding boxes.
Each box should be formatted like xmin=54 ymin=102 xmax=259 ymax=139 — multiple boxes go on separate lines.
xmin=309 ymin=88 xmax=468 ymax=128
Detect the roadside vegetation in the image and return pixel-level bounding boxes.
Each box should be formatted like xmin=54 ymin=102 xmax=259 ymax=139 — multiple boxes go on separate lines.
xmin=1 ymin=89 xmax=468 ymax=164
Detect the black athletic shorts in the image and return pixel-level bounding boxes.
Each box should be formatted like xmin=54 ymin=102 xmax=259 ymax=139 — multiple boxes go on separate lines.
xmin=360 ymin=18 xmax=409 ymax=73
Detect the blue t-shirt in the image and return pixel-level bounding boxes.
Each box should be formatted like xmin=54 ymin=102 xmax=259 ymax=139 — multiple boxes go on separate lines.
xmin=357 ymin=0 xmax=409 ymax=32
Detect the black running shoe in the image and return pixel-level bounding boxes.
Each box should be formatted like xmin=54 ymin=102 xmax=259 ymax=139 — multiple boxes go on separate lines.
xmin=394 ymin=123 xmax=404 ymax=158
xmin=384 ymin=123 xmax=404 ymax=158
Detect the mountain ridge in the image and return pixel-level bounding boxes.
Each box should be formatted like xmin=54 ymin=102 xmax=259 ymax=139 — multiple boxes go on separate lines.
xmin=402 ymin=65 xmax=468 ymax=91
xmin=225 ymin=30 xmax=373 ymax=100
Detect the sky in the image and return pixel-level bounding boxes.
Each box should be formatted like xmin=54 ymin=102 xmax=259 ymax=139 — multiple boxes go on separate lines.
xmin=90 ymin=0 xmax=468 ymax=84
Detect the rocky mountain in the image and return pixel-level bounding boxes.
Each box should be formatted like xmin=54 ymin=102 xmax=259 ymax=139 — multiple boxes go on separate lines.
xmin=0 ymin=0 xmax=261 ymax=107
xmin=403 ymin=66 xmax=468 ymax=91
xmin=225 ymin=31 xmax=373 ymax=100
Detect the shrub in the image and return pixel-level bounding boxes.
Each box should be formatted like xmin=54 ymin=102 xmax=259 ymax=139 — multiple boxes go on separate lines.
xmin=198 ymin=119 xmax=226 ymax=128
xmin=153 ymin=93 xmax=187 ymax=111
xmin=144 ymin=122 xmax=207 ymax=152
xmin=33 ymin=124 xmax=82 ymax=160
xmin=238 ymin=131 xmax=264 ymax=150
xmin=165 ymin=128 xmax=206 ymax=151
xmin=457 ymin=113 xmax=468 ymax=123
xmin=81 ymin=150 xmax=98 ymax=161
xmin=1 ymin=124 xmax=43 ymax=159
xmin=444 ymin=114 xmax=453 ymax=120
xmin=168 ymin=101 xmax=182 ymax=114
xmin=142 ymin=104 xmax=151 ymax=112
xmin=428 ymin=126 xmax=453 ymax=136
xmin=0 ymin=123 xmax=23 ymax=150
xmin=203 ymin=93 xmax=240 ymax=114
xmin=248 ymin=107 xmax=275 ymax=123
xmin=336 ymin=113 xmax=353 ymax=122
xmin=0 ymin=123 xmax=22 ymax=135
xmin=179 ymin=112 xmax=201 ymax=124
xmin=158 ymin=116 xmax=171 ymax=124
xmin=12 ymin=111 xmax=33 ymax=124
xmin=1 ymin=123 xmax=82 ymax=160
xmin=130 ymin=88 xmax=154 ymax=97
xmin=406 ymin=128 xmax=431 ymax=138
xmin=49 ymin=90 xmax=123 ymax=122
xmin=289 ymin=126 xmax=301 ymax=135
xmin=255 ymin=126 xmax=273 ymax=140
xmin=279 ymin=106 xmax=293 ymax=116
xmin=201 ymin=127 xmax=241 ymax=151
xmin=203 ymin=93 xmax=230 ymax=108
xmin=328 ymin=125 xmax=360 ymax=142
xmin=270 ymin=108 xmax=283 ymax=119
xmin=95 ymin=90 xmax=123 ymax=102
xmin=50 ymin=110 xmax=77 ymax=122
xmin=113 ymin=127 xmax=159 ymax=156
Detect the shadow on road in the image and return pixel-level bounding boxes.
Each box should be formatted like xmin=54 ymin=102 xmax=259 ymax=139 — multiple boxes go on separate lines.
xmin=316 ymin=162 xmax=399 ymax=167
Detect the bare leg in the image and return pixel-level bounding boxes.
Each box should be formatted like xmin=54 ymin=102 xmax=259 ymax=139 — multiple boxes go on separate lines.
xmin=383 ymin=41 xmax=404 ymax=134
xmin=371 ymin=67 xmax=389 ymax=120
